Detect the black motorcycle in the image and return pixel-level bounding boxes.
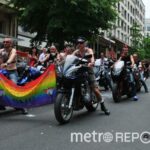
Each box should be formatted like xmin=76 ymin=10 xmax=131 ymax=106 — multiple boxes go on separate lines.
xmin=54 ymin=55 xmax=99 ymax=124
xmin=94 ymin=61 xmax=113 ymax=91
xmin=132 ymin=65 xmax=142 ymax=92
xmin=111 ymin=60 xmax=132 ymax=102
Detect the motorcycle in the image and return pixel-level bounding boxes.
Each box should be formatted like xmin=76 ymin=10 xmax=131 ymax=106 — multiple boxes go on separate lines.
xmin=0 ymin=64 xmax=42 ymax=86
xmin=17 ymin=66 xmax=42 ymax=85
xmin=111 ymin=60 xmax=132 ymax=102
xmin=54 ymin=55 xmax=99 ymax=124
xmin=94 ymin=59 xmax=113 ymax=91
xmin=132 ymin=65 xmax=142 ymax=92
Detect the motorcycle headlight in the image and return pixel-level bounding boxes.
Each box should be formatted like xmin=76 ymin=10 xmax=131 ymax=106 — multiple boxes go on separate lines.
xmin=64 ymin=66 xmax=81 ymax=79
xmin=112 ymin=69 xmax=121 ymax=76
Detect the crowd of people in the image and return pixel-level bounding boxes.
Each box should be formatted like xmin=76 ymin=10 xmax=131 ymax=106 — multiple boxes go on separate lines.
xmin=0 ymin=37 xmax=149 ymax=115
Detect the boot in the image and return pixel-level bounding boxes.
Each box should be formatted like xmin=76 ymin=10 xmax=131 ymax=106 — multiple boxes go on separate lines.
xmin=100 ymin=102 xmax=110 ymax=115
xmin=21 ymin=108 xmax=28 ymax=115
xmin=14 ymin=108 xmax=28 ymax=115
xmin=0 ymin=105 xmax=6 ymax=110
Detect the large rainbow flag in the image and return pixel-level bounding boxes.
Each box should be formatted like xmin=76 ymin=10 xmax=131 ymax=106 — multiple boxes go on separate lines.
xmin=0 ymin=65 xmax=56 ymax=108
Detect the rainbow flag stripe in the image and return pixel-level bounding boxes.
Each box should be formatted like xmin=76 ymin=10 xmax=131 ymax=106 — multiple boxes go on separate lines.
xmin=0 ymin=65 xmax=56 ymax=108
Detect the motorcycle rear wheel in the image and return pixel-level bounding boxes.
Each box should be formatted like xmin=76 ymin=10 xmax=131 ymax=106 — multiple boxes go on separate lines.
xmin=54 ymin=93 xmax=73 ymax=124
xmin=112 ymin=83 xmax=121 ymax=103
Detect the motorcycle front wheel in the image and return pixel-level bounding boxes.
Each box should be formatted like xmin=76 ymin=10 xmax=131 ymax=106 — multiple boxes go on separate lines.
xmin=54 ymin=93 xmax=73 ymax=124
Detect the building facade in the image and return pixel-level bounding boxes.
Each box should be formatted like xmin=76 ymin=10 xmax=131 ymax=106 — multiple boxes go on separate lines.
xmin=111 ymin=0 xmax=145 ymax=44
xmin=17 ymin=26 xmax=46 ymax=51
xmin=94 ymin=0 xmax=145 ymax=58
xmin=145 ymin=19 xmax=150 ymax=36
xmin=0 ymin=0 xmax=17 ymax=47
xmin=0 ymin=1 xmax=46 ymax=51
xmin=110 ymin=0 xmax=145 ymax=56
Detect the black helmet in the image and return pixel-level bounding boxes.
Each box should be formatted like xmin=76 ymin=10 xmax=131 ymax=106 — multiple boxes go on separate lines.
xmin=77 ymin=37 xmax=86 ymax=43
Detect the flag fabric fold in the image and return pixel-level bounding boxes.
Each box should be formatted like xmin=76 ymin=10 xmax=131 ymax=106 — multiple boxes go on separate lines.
xmin=0 ymin=65 xmax=56 ymax=108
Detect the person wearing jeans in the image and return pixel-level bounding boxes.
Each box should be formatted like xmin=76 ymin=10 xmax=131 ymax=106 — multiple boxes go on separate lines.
xmin=119 ymin=45 xmax=138 ymax=101
xmin=0 ymin=37 xmax=28 ymax=114
xmin=133 ymin=53 xmax=149 ymax=93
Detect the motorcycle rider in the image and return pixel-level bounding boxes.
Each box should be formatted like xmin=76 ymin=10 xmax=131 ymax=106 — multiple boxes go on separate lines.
xmin=143 ymin=61 xmax=150 ymax=79
xmin=58 ymin=43 xmax=74 ymax=63
xmin=0 ymin=37 xmax=28 ymax=114
xmin=95 ymin=52 xmax=112 ymax=90
xmin=133 ymin=53 xmax=149 ymax=93
xmin=119 ymin=45 xmax=138 ymax=101
xmin=73 ymin=37 xmax=110 ymax=115
xmin=47 ymin=45 xmax=59 ymax=65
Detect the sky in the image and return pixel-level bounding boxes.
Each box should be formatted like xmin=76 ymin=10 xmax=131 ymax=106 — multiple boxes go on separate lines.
xmin=142 ymin=0 xmax=150 ymax=18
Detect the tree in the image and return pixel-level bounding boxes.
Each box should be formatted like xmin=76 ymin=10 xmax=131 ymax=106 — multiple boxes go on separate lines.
xmin=130 ymin=22 xmax=143 ymax=53
xmin=130 ymin=22 xmax=146 ymax=59
xmin=143 ymin=35 xmax=150 ymax=59
xmin=8 ymin=0 xmax=119 ymax=48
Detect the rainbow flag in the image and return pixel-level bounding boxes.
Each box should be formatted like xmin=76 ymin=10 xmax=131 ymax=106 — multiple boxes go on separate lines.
xmin=0 ymin=65 xmax=56 ymax=108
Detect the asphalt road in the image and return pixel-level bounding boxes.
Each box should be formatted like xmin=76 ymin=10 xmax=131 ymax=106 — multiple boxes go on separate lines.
xmin=0 ymin=79 xmax=150 ymax=150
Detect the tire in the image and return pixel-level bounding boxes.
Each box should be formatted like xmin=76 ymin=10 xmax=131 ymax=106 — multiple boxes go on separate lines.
xmin=127 ymin=85 xmax=132 ymax=98
xmin=112 ymin=83 xmax=121 ymax=103
xmin=54 ymin=93 xmax=73 ymax=124
xmin=134 ymin=79 xmax=141 ymax=92
xmin=136 ymin=85 xmax=141 ymax=92
xmin=109 ymin=80 xmax=113 ymax=91
xmin=85 ymin=91 xmax=99 ymax=112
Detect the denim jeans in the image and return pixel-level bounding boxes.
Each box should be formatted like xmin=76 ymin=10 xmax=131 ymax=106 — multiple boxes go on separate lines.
xmin=8 ymin=70 xmax=18 ymax=84
xmin=127 ymin=69 xmax=136 ymax=97
xmin=0 ymin=70 xmax=18 ymax=109
xmin=140 ymin=71 xmax=148 ymax=92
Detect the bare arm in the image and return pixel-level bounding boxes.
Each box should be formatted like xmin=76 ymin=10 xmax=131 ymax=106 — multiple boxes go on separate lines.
xmin=72 ymin=50 xmax=78 ymax=56
xmin=0 ymin=49 xmax=3 ymax=54
xmin=130 ymin=55 xmax=135 ymax=67
xmin=7 ymin=49 xmax=17 ymax=64
xmin=87 ymin=48 xmax=95 ymax=67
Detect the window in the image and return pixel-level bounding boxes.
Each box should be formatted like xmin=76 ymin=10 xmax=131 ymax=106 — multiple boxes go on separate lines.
xmin=124 ymin=23 xmax=126 ymax=32
xmin=121 ymin=33 xmax=124 ymax=41
xmin=118 ymin=3 xmax=120 ymax=12
xmin=118 ymin=30 xmax=120 ymax=38
xmin=0 ymin=21 xmax=3 ymax=33
xmin=147 ymin=26 xmax=150 ymax=31
xmin=124 ymin=10 xmax=127 ymax=19
xmin=121 ymin=20 xmax=124 ymax=30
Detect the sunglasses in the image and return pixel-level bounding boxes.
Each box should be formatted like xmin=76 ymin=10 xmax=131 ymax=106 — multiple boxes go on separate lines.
xmin=3 ymin=41 xmax=11 ymax=44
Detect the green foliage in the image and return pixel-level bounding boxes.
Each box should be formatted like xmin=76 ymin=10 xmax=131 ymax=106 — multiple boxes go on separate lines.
xmin=137 ymin=48 xmax=145 ymax=60
xmin=8 ymin=0 xmax=119 ymax=48
xmin=130 ymin=22 xmax=143 ymax=54
xmin=143 ymin=36 xmax=150 ymax=59
xmin=130 ymin=22 xmax=150 ymax=59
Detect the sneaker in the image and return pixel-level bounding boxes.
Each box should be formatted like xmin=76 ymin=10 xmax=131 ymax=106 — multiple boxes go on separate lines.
xmin=133 ymin=96 xmax=138 ymax=101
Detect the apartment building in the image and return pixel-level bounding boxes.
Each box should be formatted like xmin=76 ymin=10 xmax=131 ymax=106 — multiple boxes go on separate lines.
xmin=18 ymin=26 xmax=46 ymax=50
xmin=111 ymin=0 xmax=145 ymax=51
xmin=145 ymin=19 xmax=150 ymax=36
xmin=94 ymin=0 xmax=145 ymax=58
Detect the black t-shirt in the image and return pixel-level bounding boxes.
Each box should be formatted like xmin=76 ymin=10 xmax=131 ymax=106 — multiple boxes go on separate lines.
xmin=135 ymin=60 xmax=140 ymax=67
xmin=48 ymin=53 xmax=57 ymax=62
xmin=121 ymin=55 xmax=131 ymax=66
